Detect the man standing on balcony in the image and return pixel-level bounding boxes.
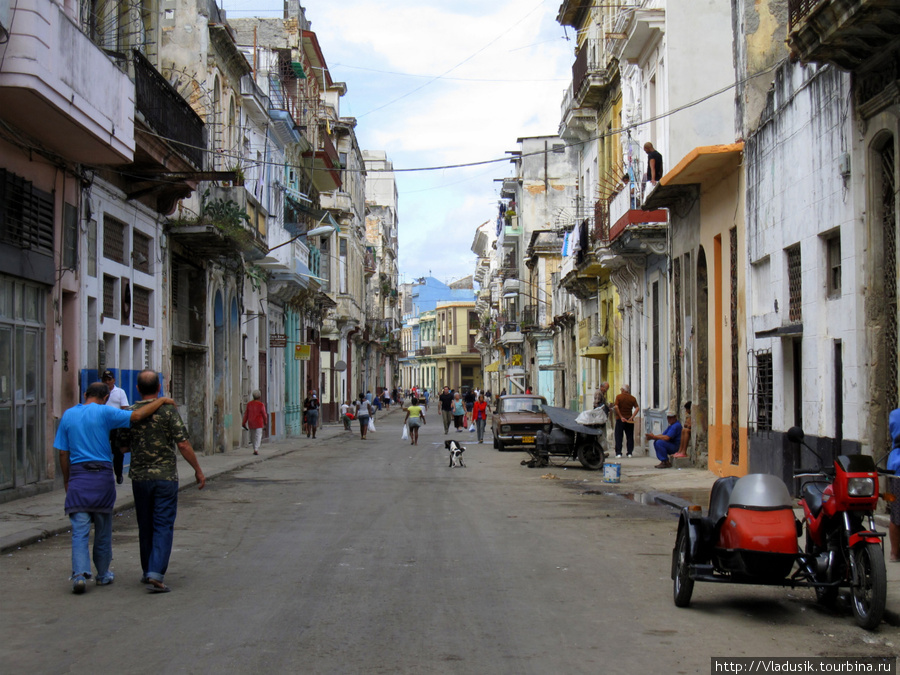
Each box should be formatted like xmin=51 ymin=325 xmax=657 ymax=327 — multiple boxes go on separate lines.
xmin=644 ymin=142 xmax=663 ymax=184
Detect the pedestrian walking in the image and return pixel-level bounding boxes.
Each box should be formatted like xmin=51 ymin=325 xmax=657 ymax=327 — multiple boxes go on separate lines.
xmin=242 ymin=390 xmax=267 ymax=455
xmin=403 ymin=396 xmax=426 ymax=445
xmin=438 ymin=386 xmax=454 ymax=434
xmin=355 ymin=393 xmax=374 ymax=440
xmin=613 ymin=384 xmax=640 ymax=458
xmin=54 ymin=381 xmax=173 ymax=594
xmin=120 ymin=370 xmax=205 ymax=593
xmin=303 ymin=390 xmax=320 ymax=438
xmin=453 ymin=392 xmax=465 ymax=432
xmin=340 ymin=399 xmax=353 ymax=431
xmin=464 ymin=388 xmax=476 ymax=427
xmin=472 ymin=393 xmax=488 ymax=443
xmin=101 ymin=369 xmax=129 ymax=484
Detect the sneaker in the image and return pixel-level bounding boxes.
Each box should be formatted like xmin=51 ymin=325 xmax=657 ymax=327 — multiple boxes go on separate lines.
xmin=96 ymin=571 xmax=115 ymax=586
xmin=72 ymin=575 xmax=87 ymax=594
xmin=615 ymin=454 xmax=622 ymax=458
xmin=626 ymin=453 xmax=633 ymax=458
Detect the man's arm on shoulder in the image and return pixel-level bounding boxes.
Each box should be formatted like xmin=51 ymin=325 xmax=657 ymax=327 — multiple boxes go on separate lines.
xmin=177 ymin=440 xmax=205 ymax=489
xmin=129 ymin=396 xmax=176 ymax=423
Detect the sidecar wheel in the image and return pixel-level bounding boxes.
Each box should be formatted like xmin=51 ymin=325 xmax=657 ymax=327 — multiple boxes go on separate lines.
xmin=673 ymin=526 xmax=694 ymax=608
xmin=577 ymin=440 xmax=603 ymax=470
xmin=850 ymin=542 xmax=886 ymax=630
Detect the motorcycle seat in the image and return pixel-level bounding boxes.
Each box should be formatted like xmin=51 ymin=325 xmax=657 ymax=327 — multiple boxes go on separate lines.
xmin=708 ymin=476 xmax=739 ymax=527
xmin=801 ymin=481 xmax=828 ymax=518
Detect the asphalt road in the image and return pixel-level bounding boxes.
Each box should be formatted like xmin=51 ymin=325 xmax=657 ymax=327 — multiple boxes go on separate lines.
xmin=2 ymin=422 xmax=897 ymax=674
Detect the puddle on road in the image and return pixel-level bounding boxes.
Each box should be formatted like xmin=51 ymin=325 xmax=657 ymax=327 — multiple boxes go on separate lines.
xmin=581 ymin=487 xmax=711 ymax=510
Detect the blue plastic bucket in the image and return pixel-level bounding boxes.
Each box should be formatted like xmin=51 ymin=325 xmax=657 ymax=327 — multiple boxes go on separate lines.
xmin=603 ymin=462 xmax=621 ymax=483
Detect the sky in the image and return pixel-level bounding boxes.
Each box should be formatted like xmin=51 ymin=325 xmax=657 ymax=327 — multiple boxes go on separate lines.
xmin=221 ymin=0 xmax=574 ymax=287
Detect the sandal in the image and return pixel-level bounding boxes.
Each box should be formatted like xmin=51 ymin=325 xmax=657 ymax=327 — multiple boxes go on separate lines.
xmin=146 ymin=579 xmax=171 ymax=593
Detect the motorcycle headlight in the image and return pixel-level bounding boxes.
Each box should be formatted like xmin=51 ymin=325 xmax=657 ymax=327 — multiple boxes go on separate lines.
xmin=847 ymin=477 xmax=875 ymax=497
xmin=500 ymin=425 xmax=511 ymax=433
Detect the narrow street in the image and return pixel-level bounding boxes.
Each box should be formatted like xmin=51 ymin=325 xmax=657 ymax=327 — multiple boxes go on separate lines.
xmin=2 ymin=418 xmax=897 ymax=674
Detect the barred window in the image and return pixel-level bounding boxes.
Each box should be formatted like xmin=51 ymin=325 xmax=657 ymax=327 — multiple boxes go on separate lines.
xmin=103 ymin=275 xmax=117 ymax=319
xmin=133 ymin=231 xmax=151 ymax=273
xmin=787 ymin=245 xmax=802 ymax=323
xmin=133 ymin=285 xmax=151 ymax=327
xmin=756 ymin=351 xmax=773 ymax=431
xmin=103 ymin=216 xmax=126 ymax=264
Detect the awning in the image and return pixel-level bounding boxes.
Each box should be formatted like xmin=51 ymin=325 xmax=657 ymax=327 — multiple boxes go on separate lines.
xmin=484 ymin=360 xmax=500 ymax=372
xmin=643 ymin=143 xmax=744 ymax=210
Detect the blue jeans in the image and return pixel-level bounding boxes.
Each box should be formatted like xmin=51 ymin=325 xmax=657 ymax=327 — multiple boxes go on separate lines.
xmin=132 ymin=480 xmax=179 ymax=582
xmin=654 ymin=438 xmax=679 ymax=462
xmin=70 ymin=511 xmax=113 ymax=580
xmin=475 ymin=418 xmax=486 ymax=441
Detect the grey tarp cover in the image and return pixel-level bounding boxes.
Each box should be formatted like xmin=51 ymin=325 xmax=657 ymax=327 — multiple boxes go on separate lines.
xmin=543 ymin=405 xmax=605 ymax=436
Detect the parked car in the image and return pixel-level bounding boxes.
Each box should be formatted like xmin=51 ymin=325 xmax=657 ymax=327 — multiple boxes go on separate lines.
xmin=492 ymin=394 xmax=551 ymax=451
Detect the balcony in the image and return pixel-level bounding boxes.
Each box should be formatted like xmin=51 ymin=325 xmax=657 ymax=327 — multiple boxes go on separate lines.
xmin=607 ymin=185 xmax=668 ymax=243
xmin=571 ymin=39 xmax=614 ymax=109
xmin=167 ymin=185 xmax=268 ymax=260
xmin=304 ymin=126 xmax=342 ymax=192
xmin=787 ymin=0 xmax=900 ymax=73
xmin=0 ymin=0 xmax=134 ymax=164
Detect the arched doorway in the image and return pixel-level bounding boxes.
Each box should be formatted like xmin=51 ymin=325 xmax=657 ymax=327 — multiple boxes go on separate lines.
xmin=695 ymin=246 xmax=709 ymax=460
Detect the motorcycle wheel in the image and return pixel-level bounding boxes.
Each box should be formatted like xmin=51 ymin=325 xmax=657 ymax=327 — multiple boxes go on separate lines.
xmin=850 ymin=542 xmax=886 ymax=630
xmin=673 ymin=526 xmax=694 ymax=608
xmin=577 ymin=440 xmax=604 ymax=470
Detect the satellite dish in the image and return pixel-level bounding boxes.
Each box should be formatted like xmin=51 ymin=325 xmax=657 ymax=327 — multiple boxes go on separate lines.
xmin=334 ymin=360 xmax=347 ymax=372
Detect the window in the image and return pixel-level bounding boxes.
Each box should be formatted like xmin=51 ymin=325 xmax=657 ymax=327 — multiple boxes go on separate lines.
xmin=133 ymin=231 xmax=151 ymax=273
xmin=63 ymin=203 xmax=77 ymax=271
xmin=102 ymin=275 xmax=117 ymax=319
xmin=133 ymin=285 xmax=151 ymax=326
xmin=825 ymin=233 xmax=841 ymax=298
xmin=87 ymin=220 xmax=97 ymax=277
xmin=469 ymin=311 xmax=479 ymax=330
xmin=339 ymin=238 xmax=348 ymax=294
xmin=0 ymin=169 xmax=54 ymax=257
xmin=756 ymin=350 xmax=773 ymax=431
xmin=786 ymin=245 xmax=802 ymax=323
xmin=103 ymin=215 xmax=126 ymax=264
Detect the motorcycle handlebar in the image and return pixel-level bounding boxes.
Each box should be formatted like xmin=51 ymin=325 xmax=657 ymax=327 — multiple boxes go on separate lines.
xmin=794 ymin=470 xmax=827 ymax=479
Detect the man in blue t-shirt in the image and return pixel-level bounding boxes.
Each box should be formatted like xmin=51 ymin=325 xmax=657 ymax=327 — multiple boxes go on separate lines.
xmin=55 ymin=381 xmax=173 ymax=594
xmin=646 ymin=410 xmax=683 ymax=469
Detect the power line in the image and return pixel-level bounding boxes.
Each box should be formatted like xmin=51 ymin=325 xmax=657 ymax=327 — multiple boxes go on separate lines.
xmin=331 ymin=62 xmax=567 ymax=84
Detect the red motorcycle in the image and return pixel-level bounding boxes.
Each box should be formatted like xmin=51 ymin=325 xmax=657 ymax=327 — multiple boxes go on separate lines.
xmin=672 ymin=426 xmax=887 ymax=629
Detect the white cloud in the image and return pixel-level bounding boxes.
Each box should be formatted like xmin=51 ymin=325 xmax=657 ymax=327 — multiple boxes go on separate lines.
xmin=225 ymin=0 xmax=572 ymax=283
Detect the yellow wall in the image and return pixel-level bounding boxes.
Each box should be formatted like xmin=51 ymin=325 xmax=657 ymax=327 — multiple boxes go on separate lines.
xmin=701 ymin=167 xmax=748 ymax=477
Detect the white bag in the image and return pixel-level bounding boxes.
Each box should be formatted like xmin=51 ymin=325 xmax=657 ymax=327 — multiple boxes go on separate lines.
xmin=401 ymin=425 xmax=409 ymax=440
xmin=468 ymin=423 xmax=476 ymax=432
xmin=575 ymin=407 xmax=608 ymax=426
xmin=368 ymin=417 xmax=376 ymax=433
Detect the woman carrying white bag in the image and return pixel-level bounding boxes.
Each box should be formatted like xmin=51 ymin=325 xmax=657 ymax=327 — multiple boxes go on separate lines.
xmin=403 ymin=396 xmax=426 ymax=445
xmin=355 ymin=393 xmax=374 ymax=440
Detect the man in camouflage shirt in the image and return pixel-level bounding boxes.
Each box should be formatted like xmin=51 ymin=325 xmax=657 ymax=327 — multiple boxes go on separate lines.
xmin=121 ymin=369 xmax=205 ymax=592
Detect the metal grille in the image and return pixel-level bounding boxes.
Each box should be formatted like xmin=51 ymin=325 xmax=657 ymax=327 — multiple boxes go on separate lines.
xmin=788 ymin=0 xmax=824 ymax=30
xmin=0 ymin=169 xmax=54 ymax=256
xmin=144 ymin=340 xmax=152 ymax=369
xmin=103 ymin=216 xmax=125 ymax=264
xmin=787 ymin=245 xmax=802 ymax=323
xmin=172 ymin=354 xmax=185 ymax=403
xmin=881 ymin=143 xmax=898 ymax=413
xmin=730 ymin=228 xmax=740 ymax=465
xmin=749 ymin=349 xmax=773 ymax=431
xmin=132 ymin=231 xmax=151 ymax=273
xmin=133 ymin=285 xmax=151 ymax=327
xmin=652 ymin=281 xmax=660 ymax=409
xmin=103 ymin=275 xmax=116 ymax=318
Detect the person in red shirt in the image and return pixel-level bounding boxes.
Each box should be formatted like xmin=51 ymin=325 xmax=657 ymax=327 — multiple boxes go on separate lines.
xmin=472 ymin=393 xmax=489 ymax=443
xmin=242 ymin=390 xmax=268 ymax=455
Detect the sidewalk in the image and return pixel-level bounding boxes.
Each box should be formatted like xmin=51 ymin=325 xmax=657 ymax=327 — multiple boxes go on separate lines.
xmin=0 ymin=406 xmax=396 ymax=554
xmin=2 ymin=412 xmax=896 ymax=625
